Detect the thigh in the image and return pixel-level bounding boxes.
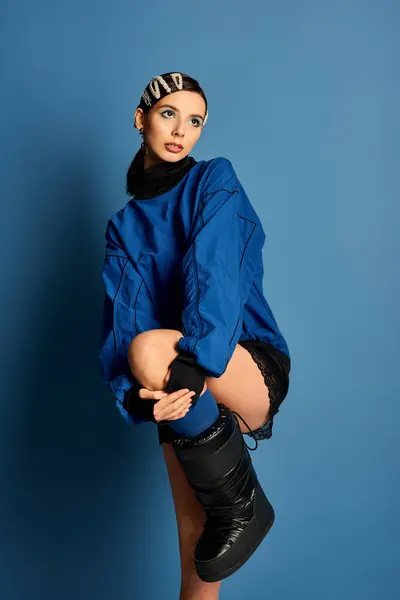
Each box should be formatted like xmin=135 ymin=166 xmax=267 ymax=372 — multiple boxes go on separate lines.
xmin=206 ymin=343 xmax=272 ymax=434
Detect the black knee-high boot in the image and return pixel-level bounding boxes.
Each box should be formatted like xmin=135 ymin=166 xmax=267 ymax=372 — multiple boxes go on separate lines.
xmin=171 ymin=402 xmax=275 ymax=582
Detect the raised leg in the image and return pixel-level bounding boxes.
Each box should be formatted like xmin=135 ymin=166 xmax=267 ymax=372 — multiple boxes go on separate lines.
xmin=127 ymin=328 xmax=273 ymax=593
xmin=127 ymin=328 xmax=272 ymax=434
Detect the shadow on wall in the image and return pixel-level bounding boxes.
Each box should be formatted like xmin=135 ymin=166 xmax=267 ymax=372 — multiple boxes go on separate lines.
xmin=2 ymin=141 xmax=168 ymax=598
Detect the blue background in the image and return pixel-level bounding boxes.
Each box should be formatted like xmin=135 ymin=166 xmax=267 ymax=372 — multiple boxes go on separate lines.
xmin=1 ymin=1 xmax=398 ymax=598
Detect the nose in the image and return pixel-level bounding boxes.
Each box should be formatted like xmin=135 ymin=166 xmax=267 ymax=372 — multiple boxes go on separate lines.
xmin=172 ymin=122 xmax=185 ymax=137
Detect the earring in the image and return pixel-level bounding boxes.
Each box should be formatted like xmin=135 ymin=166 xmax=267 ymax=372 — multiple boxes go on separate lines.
xmin=138 ymin=128 xmax=145 ymax=149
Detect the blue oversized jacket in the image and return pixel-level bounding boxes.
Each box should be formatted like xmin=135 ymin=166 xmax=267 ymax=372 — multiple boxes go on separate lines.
xmin=98 ymin=156 xmax=290 ymax=426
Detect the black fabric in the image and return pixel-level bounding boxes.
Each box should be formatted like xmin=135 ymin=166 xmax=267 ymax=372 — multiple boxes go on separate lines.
xmin=237 ymin=341 xmax=290 ymax=440
xmin=123 ymin=377 xmax=158 ymax=423
xmin=240 ymin=341 xmax=291 ymax=379
xmin=127 ymin=147 xmax=197 ymax=199
xmin=239 ymin=340 xmax=290 ymax=417
xmin=259 ymin=342 xmax=291 ymax=378
xmin=165 ymin=350 xmax=207 ymax=405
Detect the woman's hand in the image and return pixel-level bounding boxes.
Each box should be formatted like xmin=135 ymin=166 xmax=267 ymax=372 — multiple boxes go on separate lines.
xmin=137 ymin=387 xmax=196 ymax=422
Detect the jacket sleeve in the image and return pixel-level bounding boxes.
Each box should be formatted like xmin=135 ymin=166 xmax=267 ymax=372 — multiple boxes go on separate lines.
xmin=99 ymin=219 xmax=207 ymax=420
xmin=174 ymin=158 xmax=264 ymax=379
xmin=98 ymin=219 xmax=151 ymax=426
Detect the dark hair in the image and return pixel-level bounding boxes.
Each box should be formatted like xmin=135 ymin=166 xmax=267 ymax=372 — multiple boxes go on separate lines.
xmin=126 ymin=72 xmax=208 ymax=196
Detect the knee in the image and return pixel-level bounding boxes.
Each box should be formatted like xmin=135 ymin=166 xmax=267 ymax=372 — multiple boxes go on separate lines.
xmin=128 ymin=329 xmax=182 ymax=359
xmin=127 ymin=330 xmax=163 ymax=389
xmin=127 ymin=329 xmax=183 ymax=391
xmin=127 ymin=330 xmax=156 ymax=357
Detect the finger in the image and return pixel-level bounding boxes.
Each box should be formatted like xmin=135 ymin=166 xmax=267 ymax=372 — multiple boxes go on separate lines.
xmin=138 ymin=388 xmax=167 ymax=400
xmin=165 ymin=390 xmax=195 ymax=414
xmin=152 ymin=390 xmax=169 ymax=401
xmin=160 ymin=401 xmax=192 ymax=422
xmin=171 ymin=405 xmax=191 ymax=421
xmin=154 ymin=402 xmax=191 ymax=422
xmin=154 ymin=391 xmax=195 ymax=421
xmin=174 ymin=403 xmax=193 ymax=419
xmin=154 ymin=397 xmax=191 ymax=421
xmin=154 ymin=388 xmax=191 ymax=412
xmin=170 ymin=394 xmax=194 ymax=416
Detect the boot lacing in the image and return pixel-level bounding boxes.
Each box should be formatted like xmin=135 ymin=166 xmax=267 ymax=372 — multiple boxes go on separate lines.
xmin=231 ymin=410 xmax=259 ymax=452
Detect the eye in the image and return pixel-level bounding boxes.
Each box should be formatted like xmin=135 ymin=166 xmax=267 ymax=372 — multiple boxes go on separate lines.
xmin=160 ymin=109 xmax=175 ymax=119
xmin=160 ymin=110 xmax=202 ymax=128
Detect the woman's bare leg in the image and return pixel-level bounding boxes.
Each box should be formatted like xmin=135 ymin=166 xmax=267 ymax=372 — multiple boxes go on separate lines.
xmin=127 ymin=328 xmax=272 ymax=596
xmin=163 ymin=442 xmax=222 ymax=600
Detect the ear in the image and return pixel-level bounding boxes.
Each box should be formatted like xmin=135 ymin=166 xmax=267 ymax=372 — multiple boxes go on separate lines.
xmin=134 ymin=108 xmax=144 ymax=130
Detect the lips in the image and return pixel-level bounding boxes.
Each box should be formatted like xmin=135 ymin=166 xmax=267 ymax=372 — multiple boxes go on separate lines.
xmin=165 ymin=143 xmax=184 ymax=154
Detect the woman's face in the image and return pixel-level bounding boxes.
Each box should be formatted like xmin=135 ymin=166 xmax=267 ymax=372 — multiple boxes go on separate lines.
xmin=135 ymin=90 xmax=206 ymax=169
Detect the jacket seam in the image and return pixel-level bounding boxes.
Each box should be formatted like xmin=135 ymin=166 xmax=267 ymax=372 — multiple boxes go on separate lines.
xmin=132 ymin=279 xmax=144 ymax=334
xmin=202 ymin=186 xmax=238 ymax=200
xmin=237 ymin=214 xmax=257 ymax=268
xmin=192 ymin=243 xmax=203 ymax=355
xmin=112 ymin=257 xmax=129 ymax=374
xmin=106 ymin=252 xmax=128 ymax=258
xmin=190 ymin=189 xmax=238 ymax=357
xmin=189 ymin=193 xmax=258 ymax=360
xmin=228 ymin=217 xmax=257 ymax=345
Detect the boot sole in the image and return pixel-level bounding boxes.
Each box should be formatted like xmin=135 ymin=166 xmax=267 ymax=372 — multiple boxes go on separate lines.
xmin=194 ymin=482 xmax=275 ymax=583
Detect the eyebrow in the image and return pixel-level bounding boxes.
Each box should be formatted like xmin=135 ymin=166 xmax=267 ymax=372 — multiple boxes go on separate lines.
xmin=158 ymin=103 xmax=204 ymax=120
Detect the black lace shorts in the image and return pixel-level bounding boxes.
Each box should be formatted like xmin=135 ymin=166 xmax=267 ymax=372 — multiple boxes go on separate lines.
xmin=157 ymin=340 xmax=291 ymax=446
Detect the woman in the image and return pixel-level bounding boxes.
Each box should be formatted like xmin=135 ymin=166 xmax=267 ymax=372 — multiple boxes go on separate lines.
xmin=99 ymin=72 xmax=291 ymax=596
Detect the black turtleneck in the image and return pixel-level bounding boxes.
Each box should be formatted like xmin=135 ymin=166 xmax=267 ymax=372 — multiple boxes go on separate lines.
xmin=126 ymin=147 xmax=197 ymax=199
xmin=123 ymin=148 xmax=207 ymax=424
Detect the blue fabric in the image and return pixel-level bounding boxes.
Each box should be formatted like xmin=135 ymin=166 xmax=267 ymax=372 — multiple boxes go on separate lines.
xmin=98 ymin=156 xmax=291 ymax=426
xmin=165 ymin=388 xmax=219 ymax=437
